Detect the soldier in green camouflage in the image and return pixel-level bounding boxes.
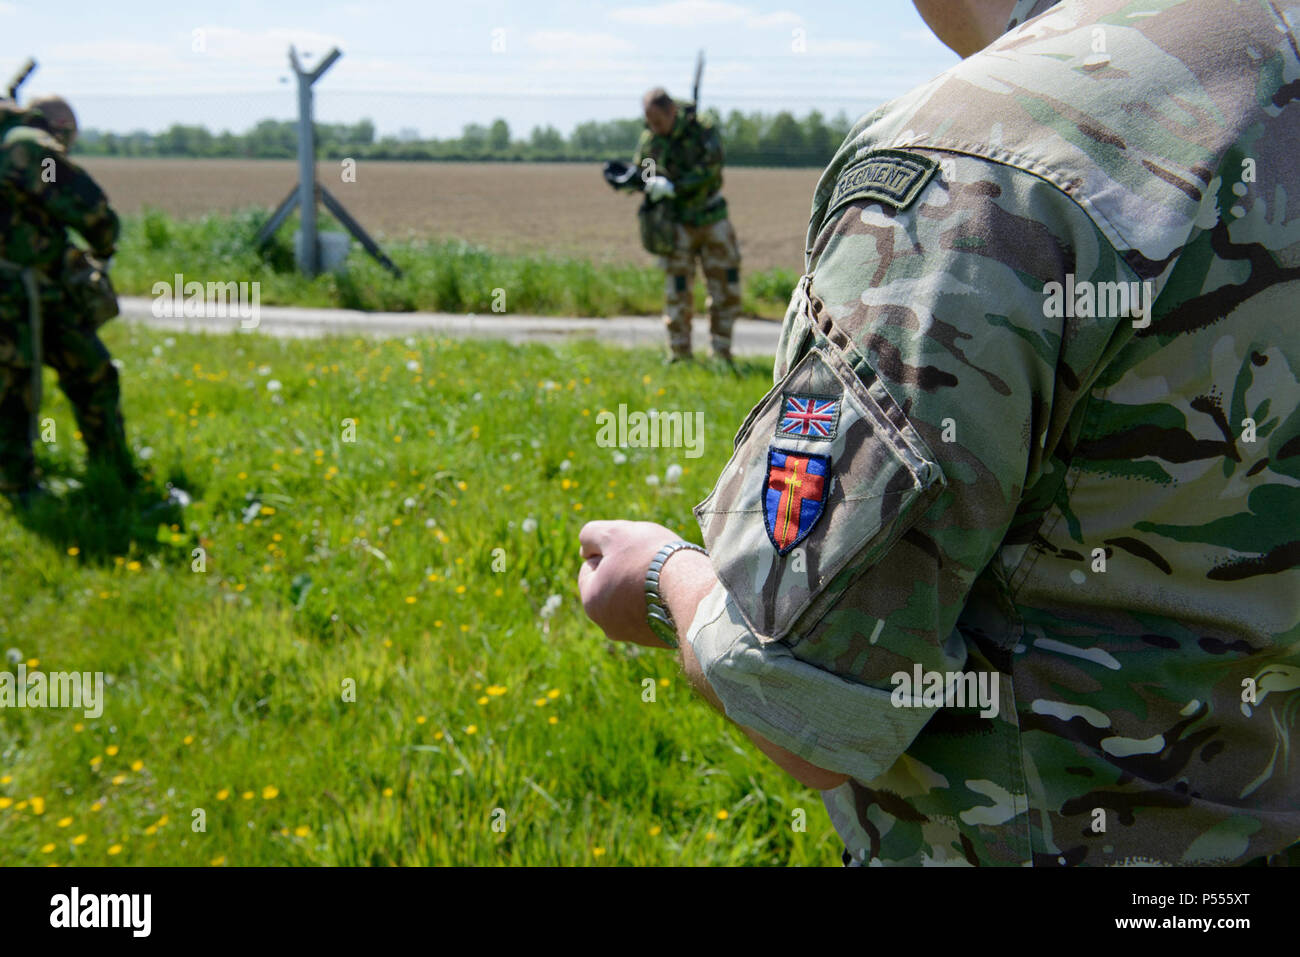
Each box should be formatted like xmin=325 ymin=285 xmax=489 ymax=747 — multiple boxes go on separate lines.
xmin=0 ymin=94 xmax=134 ymax=502
xmin=580 ymin=0 xmax=1300 ymax=866
xmin=633 ymin=88 xmax=742 ymax=363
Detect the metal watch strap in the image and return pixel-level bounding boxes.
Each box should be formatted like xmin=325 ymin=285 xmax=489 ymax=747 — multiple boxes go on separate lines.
xmin=645 ymin=541 xmax=708 ymax=648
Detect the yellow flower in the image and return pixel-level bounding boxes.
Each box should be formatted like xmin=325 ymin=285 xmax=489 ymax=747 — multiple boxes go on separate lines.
xmin=0 ymin=775 xmax=9 ymax=785
xmin=90 ymin=756 xmax=102 ymax=768
xmin=126 ymin=561 xmax=141 ymax=572
xmin=105 ymin=745 xmax=119 ymax=756
xmin=73 ymin=723 xmax=84 ymax=733
xmin=216 ymin=789 xmax=229 ymax=801
xmin=26 ymin=657 xmax=38 ymax=667
xmin=57 ymin=816 xmax=72 ymax=827
xmin=67 ymin=546 xmax=79 ymax=556
xmin=156 ymin=815 xmax=169 ymax=827
xmin=547 ymin=689 xmax=561 ymax=699
xmin=144 ymin=825 xmax=157 ymax=836
xmin=183 ymin=735 xmax=194 ymax=745
xmin=0 ymin=797 xmax=12 ymax=809
xmin=241 ymin=790 xmax=254 ymax=801
xmin=434 ymin=731 xmax=444 ymax=740
xmin=455 ymin=585 xmax=466 ymax=594
xmin=464 ymin=724 xmax=478 ymax=735
xmin=649 ymin=825 xmax=662 ymax=837
xmin=91 ymin=802 xmax=104 ymax=813
xmin=262 ymin=786 xmax=279 ymax=800
xmin=405 ymin=596 xmax=416 ymax=604
xmin=382 ymin=787 xmax=393 ymax=797
xmin=30 ymin=796 xmax=45 ymax=815
xmin=108 ymin=844 xmax=123 ymax=856
xmin=716 ymin=809 xmax=729 ymax=820
xmin=592 ymin=847 xmax=606 ymax=857
xmin=706 ymin=831 xmax=716 ymax=841
xmin=294 ymin=825 xmax=310 ymax=837
xmin=210 ymin=855 xmax=226 ymax=866
xmin=534 ymin=698 xmax=547 ymax=707
xmin=659 ymin=678 xmax=670 ymax=688
xmin=260 ymin=506 xmax=275 ymax=515
xmin=486 ymin=685 xmax=507 ymax=696
xmin=548 ymin=716 xmax=559 ymax=725
xmin=72 ymin=834 xmax=87 ymax=845
xmin=41 ymin=843 xmax=55 ymax=854
xmin=130 ymin=760 xmax=143 ymax=772
xmin=111 ymin=775 xmax=126 ymax=786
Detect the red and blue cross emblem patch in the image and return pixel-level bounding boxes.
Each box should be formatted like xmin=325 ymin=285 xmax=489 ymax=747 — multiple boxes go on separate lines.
xmin=763 ymin=447 xmax=831 ymax=554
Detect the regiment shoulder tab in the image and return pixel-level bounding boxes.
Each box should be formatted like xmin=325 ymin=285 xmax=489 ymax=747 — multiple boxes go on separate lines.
xmin=827 ymin=148 xmax=938 ymax=218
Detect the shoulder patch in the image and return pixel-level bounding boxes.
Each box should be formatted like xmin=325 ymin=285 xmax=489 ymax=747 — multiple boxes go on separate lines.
xmin=827 ymin=148 xmax=938 ymax=218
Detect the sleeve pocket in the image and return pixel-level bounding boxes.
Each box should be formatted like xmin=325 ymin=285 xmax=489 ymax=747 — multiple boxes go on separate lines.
xmin=694 ymin=331 xmax=947 ymax=645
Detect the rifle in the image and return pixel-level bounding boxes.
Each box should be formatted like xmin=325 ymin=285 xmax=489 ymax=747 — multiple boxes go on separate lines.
xmin=692 ymin=50 xmax=704 ymax=107
xmin=7 ymin=58 xmax=36 ymax=101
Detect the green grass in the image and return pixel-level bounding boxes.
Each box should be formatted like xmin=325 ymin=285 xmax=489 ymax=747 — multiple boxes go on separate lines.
xmin=110 ymin=207 xmax=799 ymax=320
xmin=0 ymin=323 xmax=844 ymax=866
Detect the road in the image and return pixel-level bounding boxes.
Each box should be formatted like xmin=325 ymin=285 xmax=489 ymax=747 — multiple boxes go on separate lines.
xmin=116 ymin=296 xmax=783 ymax=357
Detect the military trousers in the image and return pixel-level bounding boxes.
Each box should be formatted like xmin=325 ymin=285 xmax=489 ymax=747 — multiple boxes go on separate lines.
xmin=658 ymin=218 xmax=742 ymax=358
xmin=0 ymin=282 xmax=132 ymax=492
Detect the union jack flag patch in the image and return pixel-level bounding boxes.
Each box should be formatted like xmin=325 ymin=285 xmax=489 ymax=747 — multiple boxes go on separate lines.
xmin=778 ymin=393 xmax=840 ymax=441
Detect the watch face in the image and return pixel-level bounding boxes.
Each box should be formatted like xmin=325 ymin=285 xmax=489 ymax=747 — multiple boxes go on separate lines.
xmin=648 ymin=614 xmax=679 ymax=648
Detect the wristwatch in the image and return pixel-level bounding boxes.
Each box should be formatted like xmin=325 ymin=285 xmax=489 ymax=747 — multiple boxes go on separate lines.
xmin=645 ymin=541 xmax=708 ymax=648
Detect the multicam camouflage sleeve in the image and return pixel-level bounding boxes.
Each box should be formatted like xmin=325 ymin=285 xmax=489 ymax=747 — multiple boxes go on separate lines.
xmin=689 ymin=154 xmax=1138 ymax=788
xmin=690 ymin=0 xmax=1300 ymax=866
xmin=0 ymin=126 xmax=120 ymax=262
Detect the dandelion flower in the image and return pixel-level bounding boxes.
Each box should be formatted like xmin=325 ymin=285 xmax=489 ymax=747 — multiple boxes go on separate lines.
xmin=108 ymin=844 xmax=122 ymax=856
xmin=216 ymin=789 xmax=229 ymax=801
xmin=262 ymin=786 xmax=279 ymax=800
xmin=72 ymin=834 xmax=87 ymax=845
xmin=547 ymin=689 xmax=561 ymax=699
xmin=57 ymin=816 xmax=72 ymax=828
xmin=105 ymin=745 xmax=119 ymax=757
xmin=130 ymin=760 xmax=143 ymax=772
xmin=41 ymin=843 xmax=55 ymax=854
xmin=241 ymin=791 xmax=254 ymax=801
xmin=592 ymin=847 xmax=605 ymax=857
xmin=716 ymin=809 xmax=729 ymax=820
xmin=465 ymin=725 xmax=478 ymax=735
xmin=649 ymin=825 xmax=662 ymax=836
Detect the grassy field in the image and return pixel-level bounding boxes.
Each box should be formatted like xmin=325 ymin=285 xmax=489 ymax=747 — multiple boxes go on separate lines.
xmin=83 ymin=158 xmax=822 ymax=273
xmin=0 ymin=321 xmax=845 ymax=866
xmin=110 ymin=209 xmax=801 ymax=320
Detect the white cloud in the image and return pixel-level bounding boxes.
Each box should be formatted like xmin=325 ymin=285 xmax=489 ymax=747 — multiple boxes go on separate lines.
xmin=900 ymin=28 xmax=944 ymax=49
xmin=526 ymin=30 xmax=634 ymax=54
xmin=807 ymin=38 xmax=884 ymax=56
xmin=610 ymin=1 xmax=802 ymax=29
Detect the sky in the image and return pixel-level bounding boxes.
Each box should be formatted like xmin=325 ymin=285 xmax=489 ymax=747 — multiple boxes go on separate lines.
xmin=0 ymin=0 xmax=961 ymax=139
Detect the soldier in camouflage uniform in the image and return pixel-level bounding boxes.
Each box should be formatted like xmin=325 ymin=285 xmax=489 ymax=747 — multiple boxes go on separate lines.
xmin=0 ymin=94 xmax=133 ymax=501
xmin=581 ymin=0 xmax=1300 ymax=866
xmin=634 ymin=88 xmax=742 ymax=363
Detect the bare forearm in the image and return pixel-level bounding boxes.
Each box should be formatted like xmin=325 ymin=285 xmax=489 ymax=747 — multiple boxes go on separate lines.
xmin=659 ymin=550 xmax=850 ymax=791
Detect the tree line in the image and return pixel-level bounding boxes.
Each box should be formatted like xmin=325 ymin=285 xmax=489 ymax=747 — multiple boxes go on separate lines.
xmin=72 ymin=109 xmax=856 ymax=167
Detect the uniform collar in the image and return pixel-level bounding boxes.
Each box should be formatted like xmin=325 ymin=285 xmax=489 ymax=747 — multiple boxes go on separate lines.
xmin=1004 ymin=0 xmax=1058 ymax=34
